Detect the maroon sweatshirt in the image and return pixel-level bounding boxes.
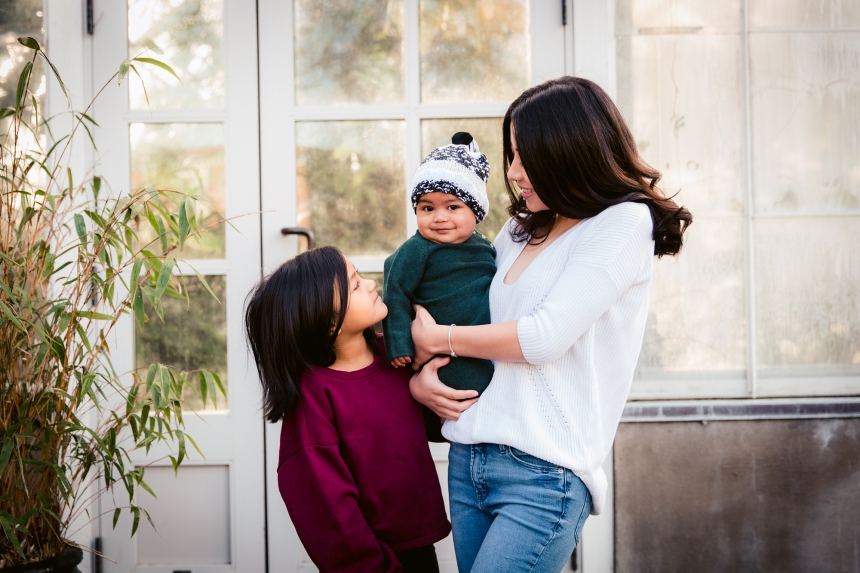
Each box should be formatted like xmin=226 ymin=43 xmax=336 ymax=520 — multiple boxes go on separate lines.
xmin=277 ymin=337 xmax=451 ymax=572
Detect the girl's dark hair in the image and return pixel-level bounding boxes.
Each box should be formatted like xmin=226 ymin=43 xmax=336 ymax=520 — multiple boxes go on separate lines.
xmin=244 ymin=246 xmax=377 ymax=422
xmin=503 ymin=76 xmax=692 ymax=256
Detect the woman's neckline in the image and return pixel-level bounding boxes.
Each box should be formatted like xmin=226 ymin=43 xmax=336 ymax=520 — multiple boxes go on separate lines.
xmin=502 ymin=217 xmax=583 ymax=286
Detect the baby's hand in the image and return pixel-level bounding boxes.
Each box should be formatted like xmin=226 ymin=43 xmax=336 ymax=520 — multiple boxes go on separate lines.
xmin=390 ymin=356 xmax=413 ymax=368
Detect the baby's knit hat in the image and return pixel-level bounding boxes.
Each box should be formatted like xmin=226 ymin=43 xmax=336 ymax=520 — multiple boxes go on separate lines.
xmin=411 ymin=132 xmax=490 ymax=223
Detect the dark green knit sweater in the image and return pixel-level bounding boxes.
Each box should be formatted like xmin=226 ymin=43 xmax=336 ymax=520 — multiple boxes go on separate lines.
xmin=382 ymin=230 xmax=496 ymax=394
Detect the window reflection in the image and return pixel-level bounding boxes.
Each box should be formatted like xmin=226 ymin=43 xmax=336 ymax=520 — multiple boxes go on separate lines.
xmin=135 ymin=275 xmax=228 ymax=411
xmin=296 ymin=120 xmax=406 ymax=257
xmin=0 ymin=2 xmax=45 ymax=136
xmin=130 ymin=123 xmax=226 ymax=259
xmin=294 ymin=0 xmax=405 ymax=105
xmin=127 ymin=0 xmax=224 ymax=109
xmin=419 ymin=0 xmax=529 ymax=104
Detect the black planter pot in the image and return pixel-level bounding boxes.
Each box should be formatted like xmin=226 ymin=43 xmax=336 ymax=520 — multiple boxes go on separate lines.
xmin=0 ymin=547 xmax=83 ymax=573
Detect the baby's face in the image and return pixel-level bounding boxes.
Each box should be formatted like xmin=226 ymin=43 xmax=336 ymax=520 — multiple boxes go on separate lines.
xmin=416 ymin=192 xmax=477 ymax=244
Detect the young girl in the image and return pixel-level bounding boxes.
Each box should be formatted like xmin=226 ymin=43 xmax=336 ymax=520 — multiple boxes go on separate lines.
xmin=244 ymin=246 xmax=451 ymax=573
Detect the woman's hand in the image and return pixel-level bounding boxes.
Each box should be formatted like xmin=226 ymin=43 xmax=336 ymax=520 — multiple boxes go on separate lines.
xmin=411 ymin=304 xmax=446 ymax=367
xmin=410 ymin=357 xmax=478 ymax=420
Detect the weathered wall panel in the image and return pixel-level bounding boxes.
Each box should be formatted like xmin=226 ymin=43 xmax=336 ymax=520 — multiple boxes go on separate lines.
xmin=615 ymin=419 xmax=860 ymax=573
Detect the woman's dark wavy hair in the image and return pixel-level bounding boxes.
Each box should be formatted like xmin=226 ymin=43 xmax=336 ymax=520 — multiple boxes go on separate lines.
xmin=244 ymin=246 xmax=377 ymax=423
xmin=503 ymin=76 xmax=692 ymax=256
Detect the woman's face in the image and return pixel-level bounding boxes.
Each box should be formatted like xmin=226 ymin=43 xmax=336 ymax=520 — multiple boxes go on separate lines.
xmin=507 ymin=124 xmax=549 ymax=213
xmin=338 ymin=257 xmax=387 ymax=335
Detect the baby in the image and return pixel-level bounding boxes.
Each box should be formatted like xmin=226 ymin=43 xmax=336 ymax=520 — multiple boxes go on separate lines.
xmin=383 ymin=132 xmax=496 ymax=395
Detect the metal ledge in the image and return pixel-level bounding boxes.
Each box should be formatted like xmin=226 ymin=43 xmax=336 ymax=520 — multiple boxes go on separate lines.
xmin=621 ymin=397 xmax=860 ymax=422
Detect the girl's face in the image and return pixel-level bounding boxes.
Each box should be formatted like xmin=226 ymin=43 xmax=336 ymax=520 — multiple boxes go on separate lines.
xmin=507 ymin=124 xmax=549 ymax=213
xmin=338 ymin=257 xmax=387 ymax=335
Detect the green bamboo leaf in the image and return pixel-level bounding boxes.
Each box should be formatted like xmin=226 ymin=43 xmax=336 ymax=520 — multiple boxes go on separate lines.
xmin=44 ymin=54 xmax=70 ymax=104
xmin=128 ymin=64 xmax=150 ymax=108
xmin=211 ymin=371 xmax=226 ymax=396
xmin=139 ymin=404 xmax=150 ymax=431
xmin=0 ymin=513 xmax=24 ymax=558
xmin=112 ymin=508 xmax=121 ymax=530
xmin=154 ymin=257 xmax=174 ymax=300
xmin=198 ymin=372 xmax=208 ymax=407
xmin=140 ymin=38 xmax=164 ymax=55
xmin=133 ymin=289 xmax=145 ymax=329
xmin=45 ymin=134 xmax=70 ymax=160
xmin=74 ymin=213 xmax=87 ymax=244
xmin=118 ymin=59 xmax=130 ymax=85
xmin=133 ymin=57 xmax=181 ymax=82
xmin=159 ymin=365 xmax=171 ymax=398
xmin=176 ymin=431 xmax=187 ymax=466
xmin=138 ymin=478 xmax=156 ymax=499
xmin=129 ymin=415 xmax=139 ymax=440
xmin=131 ymin=506 xmax=140 ymax=536
xmin=178 ymin=197 xmax=189 ymax=249
xmin=76 ymin=311 xmax=114 ymax=321
xmin=16 ymin=61 xmax=33 ymax=110
xmin=0 ymin=439 xmax=14 ymax=474
xmin=0 ymin=300 xmax=26 ymax=332
xmin=145 ymin=365 xmax=158 ymax=392
xmin=187 ymin=264 xmax=220 ymax=303
xmin=184 ymin=432 xmax=204 ymax=459
xmin=17 ymin=36 xmax=40 ymax=50
xmin=130 ymin=260 xmax=143 ymax=290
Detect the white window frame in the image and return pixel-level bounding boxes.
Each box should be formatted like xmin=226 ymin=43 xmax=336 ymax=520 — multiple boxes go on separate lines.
xmin=572 ymin=0 xmax=860 ymax=403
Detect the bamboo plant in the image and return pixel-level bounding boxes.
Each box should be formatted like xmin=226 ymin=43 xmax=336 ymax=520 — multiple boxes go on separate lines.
xmin=0 ymin=38 xmax=226 ymax=566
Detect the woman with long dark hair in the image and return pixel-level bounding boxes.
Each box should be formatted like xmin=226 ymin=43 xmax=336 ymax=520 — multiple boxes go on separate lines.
xmin=409 ymin=76 xmax=692 ymax=572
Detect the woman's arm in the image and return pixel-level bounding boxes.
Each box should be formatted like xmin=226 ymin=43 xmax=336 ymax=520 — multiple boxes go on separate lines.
xmin=412 ymin=204 xmax=653 ymax=366
xmin=411 ymin=306 xmax=524 ymax=366
xmin=409 ymin=356 xmax=479 ymax=419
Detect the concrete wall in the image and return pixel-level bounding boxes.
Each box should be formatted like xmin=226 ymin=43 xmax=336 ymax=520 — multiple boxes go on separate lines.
xmin=614 ymin=419 xmax=860 ymax=573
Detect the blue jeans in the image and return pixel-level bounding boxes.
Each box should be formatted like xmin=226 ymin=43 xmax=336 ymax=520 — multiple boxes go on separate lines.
xmin=448 ymin=442 xmax=591 ymax=573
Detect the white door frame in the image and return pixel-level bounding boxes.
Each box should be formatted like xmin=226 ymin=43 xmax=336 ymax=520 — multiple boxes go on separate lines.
xmin=258 ymin=1 xmax=566 ymax=571
xmin=88 ymin=0 xmax=265 ymax=571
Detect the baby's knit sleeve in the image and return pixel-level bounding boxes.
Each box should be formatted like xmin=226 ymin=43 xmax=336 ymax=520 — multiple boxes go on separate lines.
xmin=382 ymin=239 xmax=429 ymax=363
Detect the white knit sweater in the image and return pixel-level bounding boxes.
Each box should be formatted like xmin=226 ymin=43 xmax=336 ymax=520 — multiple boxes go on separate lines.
xmin=442 ymin=202 xmax=655 ymax=515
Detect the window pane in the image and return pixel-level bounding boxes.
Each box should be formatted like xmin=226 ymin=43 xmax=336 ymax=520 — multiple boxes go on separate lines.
xmin=293 ymin=0 xmax=404 ymax=105
xmin=136 ymin=466 xmax=230 ymax=564
xmin=750 ymin=0 xmax=860 ymax=29
xmin=0 ymin=1 xmax=44 ymax=135
xmin=135 ymin=275 xmax=228 ymax=411
xmin=615 ymin=33 xmax=744 ymax=216
xmin=296 ymin=121 xmax=406 ymax=256
xmin=421 ymin=118 xmax=507 ymax=242
xmin=750 ymin=32 xmax=860 ymax=215
xmin=130 ymin=123 xmax=226 ymax=259
xmin=632 ymin=218 xmax=747 ymax=397
xmin=615 ymin=0 xmax=740 ymax=34
xmin=419 ymin=0 xmax=529 ymax=104
xmin=755 ymin=218 xmax=860 ymax=377
xmin=128 ymin=0 xmax=224 ymax=109
xmin=616 ymin=3 xmax=748 ymax=398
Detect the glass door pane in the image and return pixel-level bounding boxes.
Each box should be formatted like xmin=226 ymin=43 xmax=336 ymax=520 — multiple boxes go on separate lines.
xmin=293 ymin=0 xmax=405 ymax=105
xmin=419 ymin=0 xmax=531 ymax=103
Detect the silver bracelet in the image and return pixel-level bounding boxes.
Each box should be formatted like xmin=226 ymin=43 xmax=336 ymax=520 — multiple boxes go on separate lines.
xmin=447 ymin=324 xmax=457 ymax=357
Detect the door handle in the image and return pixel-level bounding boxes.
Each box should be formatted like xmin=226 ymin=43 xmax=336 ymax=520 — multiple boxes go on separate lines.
xmin=280 ymin=227 xmax=316 ymax=250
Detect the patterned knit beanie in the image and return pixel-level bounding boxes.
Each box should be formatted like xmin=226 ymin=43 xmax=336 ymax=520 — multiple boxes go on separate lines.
xmin=411 ymin=132 xmax=490 ymax=223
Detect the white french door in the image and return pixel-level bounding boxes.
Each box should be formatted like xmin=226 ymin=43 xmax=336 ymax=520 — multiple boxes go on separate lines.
xmin=91 ymin=0 xmax=264 ymax=572
xmin=258 ymin=1 xmax=567 ymax=571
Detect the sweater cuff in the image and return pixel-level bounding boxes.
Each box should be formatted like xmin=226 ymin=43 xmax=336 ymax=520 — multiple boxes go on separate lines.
xmin=516 ymin=316 xmax=546 ymax=365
